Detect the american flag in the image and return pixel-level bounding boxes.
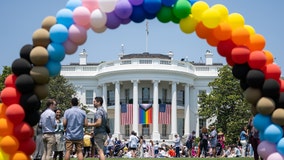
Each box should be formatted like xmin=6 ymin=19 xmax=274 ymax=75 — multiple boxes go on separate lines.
xmin=121 ymin=104 xmax=133 ymax=125
xmin=158 ymin=104 xmax=171 ymax=124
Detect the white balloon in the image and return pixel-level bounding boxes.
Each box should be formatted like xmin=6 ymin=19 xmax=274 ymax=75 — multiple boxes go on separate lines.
xmin=90 ymin=9 xmax=107 ymax=28
xmin=98 ymin=0 xmax=118 ymax=13
xmin=91 ymin=25 xmax=107 ymax=33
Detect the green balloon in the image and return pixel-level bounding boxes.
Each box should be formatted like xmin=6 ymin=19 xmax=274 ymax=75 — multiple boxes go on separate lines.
xmin=173 ymin=0 xmax=191 ymax=19
xmin=157 ymin=6 xmax=173 ymax=23
xmin=171 ymin=13 xmax=180 ymax=24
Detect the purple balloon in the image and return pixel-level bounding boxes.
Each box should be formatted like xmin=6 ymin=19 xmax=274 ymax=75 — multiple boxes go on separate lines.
xmin=106 ymin=12 xmax=121 ymax=29
xmin=114 ymin=0 xmax=133 ymax=19
xmin=129 ymin=0 xmax=143 ymax=6
xmin=257 ymin=141 xmax=277 ymax=159
xmin=121 ymin=18 xmax=131 ymax=25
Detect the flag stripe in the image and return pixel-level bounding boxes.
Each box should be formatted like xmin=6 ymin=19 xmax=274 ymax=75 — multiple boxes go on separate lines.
xmin=121 ymin=104 xmax=133 ymax=125
xmin=158 ymin=104 xmax=171 ymax=124
xmin=139 ymin=104 xmax=152 ymax=124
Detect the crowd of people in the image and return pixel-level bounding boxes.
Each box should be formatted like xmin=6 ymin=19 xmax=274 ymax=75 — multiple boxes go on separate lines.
xmin=32 ymin=96 xmax=261 ymax=160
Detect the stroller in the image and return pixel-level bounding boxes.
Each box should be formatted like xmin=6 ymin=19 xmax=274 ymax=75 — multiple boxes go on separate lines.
xmin=113 ymin=143 xmax=125 ymax=157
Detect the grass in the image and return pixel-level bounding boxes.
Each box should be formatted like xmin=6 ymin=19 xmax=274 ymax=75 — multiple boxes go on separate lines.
xmin=71 ymin=158 xmax=254 ymax=160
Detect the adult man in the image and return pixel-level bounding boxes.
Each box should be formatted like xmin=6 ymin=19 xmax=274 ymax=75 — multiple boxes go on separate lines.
xmin=39 ymin=99 xmax=57 ymax=160
xmin=63 ymin=97 xmax=88 ymax=160
xmin=174 ymin=134 xmax=181 ymax=157
xmin=88 ymin=97 xmax=108 ymax=160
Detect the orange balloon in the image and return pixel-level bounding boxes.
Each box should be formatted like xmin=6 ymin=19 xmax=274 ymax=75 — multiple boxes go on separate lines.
xmin=263 ymin=50 xmax=274 ymax=64
xmin=206 ymin=30 xmax=220 ymax=47
xmin=231 ymin=27 xmax=250 ymax=46
xmin=246 ymin=34 xmax=266 ymax=51
xmin=0 ymin=118 xmax=14 ymax=136
xmin=213 ymin=22 xmax=232 ymax=41
xmin=0 ymin=103 xmax=8 ymax=118
xmin=10 ymin=151 xmax=29 ymax=160
xmin=195 ymin=22 xmax=211 ymax=39
xmin=0 ymin=135 xmax=19 ymax=154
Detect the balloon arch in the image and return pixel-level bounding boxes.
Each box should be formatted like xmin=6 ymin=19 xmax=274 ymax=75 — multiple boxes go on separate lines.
xmin=0 ymin=0 xmax=283 ymax=159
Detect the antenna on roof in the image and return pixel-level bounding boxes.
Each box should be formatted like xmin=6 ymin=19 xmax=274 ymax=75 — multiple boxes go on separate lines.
xmin=121 ymin=44 xmax=125 ymax=54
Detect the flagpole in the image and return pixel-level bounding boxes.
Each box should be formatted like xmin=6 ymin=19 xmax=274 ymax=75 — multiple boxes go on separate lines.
xmin=145 ymin=20 xmax=149 ymax=52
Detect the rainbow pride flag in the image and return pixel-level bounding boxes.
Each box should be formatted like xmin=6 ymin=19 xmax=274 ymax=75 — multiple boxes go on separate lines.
xmin=139 ymin=104 xmax=152 ymax=124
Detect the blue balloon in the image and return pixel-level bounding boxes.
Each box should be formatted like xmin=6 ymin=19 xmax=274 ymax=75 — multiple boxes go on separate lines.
xmin=277 ymin=138 xmax=284 ymax=155
xmin=162 ymin=0 xmax=177 ymax=6
xmin=56 ymin=8 xmax=74 ymax=28
xmin=45 ymin=60 xmax=61 ymax=77
xmin=130 ymin=5 xmax=146 ymax=23
xmin=143 ymin=0 xmax=162 ymax=14
xmin=66 ymin=0 xmax=82 ymax=11
xmin=263 ymin=124 xmax=283 ymax=143
xmin=189 ymin=0 xmax=198 ymax=5
xmin=253 ymin=113 xmax=272 ymax=132
xmin=47 ymin=43 xmax=65 ymax=62
xmin=49 ymin=24 xmax=68 ymax=43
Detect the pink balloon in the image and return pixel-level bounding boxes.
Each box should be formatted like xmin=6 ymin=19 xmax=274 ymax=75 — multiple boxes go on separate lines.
xmin=257 ymin=141 xmax=277 ymax=159
xmin=63 ymin=39 xmax=78 ymax=55
xmin=73 ymin=6 xmax=91 ymax=26
xmin=267 ymin=152 xmax=284 ymax=160
xmin=68 ymin=24 xmax=87 ymax=45
xmin=129 ymin=0 xmax=143 ymax=6
xmin=82 ymin=0 xmax=99 ymax=12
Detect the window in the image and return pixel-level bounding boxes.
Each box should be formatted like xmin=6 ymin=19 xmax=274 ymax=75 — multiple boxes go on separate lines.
xmin=125 ymin=125 xmax=130 ymax=137
xmin=142 ymin=124 xmax=150 ymax=136
xmin=161 ymin=124 xmax=167 ymax=137
xmin=177 ymin=90 xmax=184 ymax=105
xmin=162 ymin=88 xmax=167 ymax=104
xmin=107 ymin=90 xmax=115 ymax=105
xmin=125 ymin=89 xmax=130 ymax=104
xmin=86 ymin=90 xmax=93 ymax=104
xmin=142 ymin=88 xmax=150 ymax=103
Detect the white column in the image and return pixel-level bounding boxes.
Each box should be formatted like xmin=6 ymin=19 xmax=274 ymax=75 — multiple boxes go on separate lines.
xmin=102 ymin=84 xmax=107 ymax=111
xmin=132 ymin=80 xmax=139 ymax=134
xmin=170 ymin=81 xmax=177 ymax=139
xmin=152 ymin=80 xmax=160 ymax=140
xmin=189 ymin=86 xmax=198 ymax=134
xmin=184 ymin=83 xmax=190 ymax=137
xmin=113 ymin=81 xmax=121 ymax=138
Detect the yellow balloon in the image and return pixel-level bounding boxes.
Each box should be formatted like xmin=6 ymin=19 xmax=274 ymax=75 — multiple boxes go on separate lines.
xmin=191 ymin=1 xmax=209 ymax=21
xmin=228 ymin=13 xmax=245 ymax=30
xmin=179 ymin=15 xmax=198 ymax=34
xmin=202 ymin=8 xmax=221 ymax=29
xmin=211 ymin=4 xmax=229 ymax=21
xmin=0 ymin=149 xmax=10 ymax=160
xmin=244 ymin=25 xmax=256 ymax=35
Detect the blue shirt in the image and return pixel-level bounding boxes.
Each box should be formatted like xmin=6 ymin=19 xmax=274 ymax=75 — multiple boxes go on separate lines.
xmin=39 ymin=108 xmax=56 ymax=133
xmin=64 ymin=106 xmax=86 ymax=140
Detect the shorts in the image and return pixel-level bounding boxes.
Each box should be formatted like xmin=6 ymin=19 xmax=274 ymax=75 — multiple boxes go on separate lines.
xmin=65 ymin=139 xmax=83 ymax=152
xmin=94 ymin=133 xmax=107 ymax=151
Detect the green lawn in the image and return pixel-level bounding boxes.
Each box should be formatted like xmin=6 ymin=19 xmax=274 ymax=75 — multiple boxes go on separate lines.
xmin=72 ymin=158 xmax=254 ymax=160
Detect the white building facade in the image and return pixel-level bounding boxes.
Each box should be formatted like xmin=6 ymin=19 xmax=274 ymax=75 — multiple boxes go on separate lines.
xmin=60 ymin=50 xmax=223 ymax=141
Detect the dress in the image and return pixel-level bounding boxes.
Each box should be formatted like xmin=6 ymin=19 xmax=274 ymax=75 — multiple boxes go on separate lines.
xmin=54 ymin=118 xmax=65 ymax=152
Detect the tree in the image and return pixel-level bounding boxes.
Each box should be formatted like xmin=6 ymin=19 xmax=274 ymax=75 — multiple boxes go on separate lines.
xmin=198 ymin=65 xmax=251 ymax=144
xmin=41 ymin=75 xmax=77 ymax=111
xmin=0 ymin=66 xmax=12 ymax=91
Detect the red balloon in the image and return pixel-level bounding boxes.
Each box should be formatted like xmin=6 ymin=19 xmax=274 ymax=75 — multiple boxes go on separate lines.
xmin=280 ymin=79 xmax=284 ymax=92
xmin=14 ymin=122 xmax=33 ymax=141
xmin=248 ymin=50 xmax=267 ymax=69
xmin=262 ymin=64 xmax=282 ymax=80
xmin=18 ymin=137 xmax=36 ymax=155
xmin=4 ymin=74 xmax=17 ymax=88
xmin=231 ymin=46 xmax=250 ymax=64
xmin=0 ymin=87 xmax=21 ymax=106
xmin=6 ymin=104 xmax=25 ymax=125
xmin=226 ymin=55 xmax=235 ymax=66
xmin=217 ymin=39 xmax=237 ymax=57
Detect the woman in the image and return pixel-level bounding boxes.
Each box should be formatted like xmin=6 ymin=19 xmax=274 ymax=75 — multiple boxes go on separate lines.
xmin=53 ymin=109 xmax=65 ymax=160
xmin=198 ymin=127 xmax=209 ymax=158
xmin=239 ymin=126 xmax=249 ymax=157
xmin=138 ymin=135 xmax=144 ymax=158
xmin=129 ymin=131 xmax=139 ymax=157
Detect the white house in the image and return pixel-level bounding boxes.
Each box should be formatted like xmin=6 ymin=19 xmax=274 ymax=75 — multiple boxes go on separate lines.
xmin=60 ymin=49 xmax=223 ymax=141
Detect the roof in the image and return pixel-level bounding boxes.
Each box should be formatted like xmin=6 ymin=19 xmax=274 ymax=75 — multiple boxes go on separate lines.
xmin=120 ymin=52 xmax=171 ymax=60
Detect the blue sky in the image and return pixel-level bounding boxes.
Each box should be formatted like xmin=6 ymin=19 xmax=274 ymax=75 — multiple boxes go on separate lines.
xmin=0 ymin=1 xmax=283 ymax=74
